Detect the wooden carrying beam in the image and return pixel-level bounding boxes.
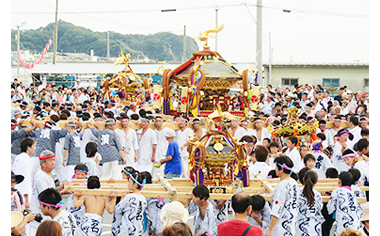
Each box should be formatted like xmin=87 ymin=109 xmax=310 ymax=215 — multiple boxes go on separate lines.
xmin=20 ymin=114 xmax=348 ymax=130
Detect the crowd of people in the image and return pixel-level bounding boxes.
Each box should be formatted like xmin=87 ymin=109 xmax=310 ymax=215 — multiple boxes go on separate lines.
xmin=11 ymin=77 xmax=369 ymax=236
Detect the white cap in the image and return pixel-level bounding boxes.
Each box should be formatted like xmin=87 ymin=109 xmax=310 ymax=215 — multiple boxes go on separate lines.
xmin=160 ymin=201 xmax=189 ymax=229
xmin=164 ymin=129 xmax=176 ymax=138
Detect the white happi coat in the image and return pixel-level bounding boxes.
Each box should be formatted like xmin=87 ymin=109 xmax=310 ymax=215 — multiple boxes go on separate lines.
xmin=331 ymin=142 xmax=351 ymax=173
xmin=251 ymin=128 xmax=271 ymax=145
xmin=115 ymin=128 xmax=139 ymax=169
xmin=247 ymin=201 xmax=271 ymax=234
xmin=209 ymin=199 xmax=228 ymax=227
xmin=29 ymin=169 xmax=56 ymax=229
xmin=296 ymin=186 xmax=325 ymax=236
xmin=111 ymin=193 xmax=147 ymax=236
xmin=137 ymin=128 xmax=157 ymax=173
xmin=312 ymin=151 xmax=334 ymax=178
xmin=176 ymin=127 xmax=193 ymax=177
xmin=52 ymin=210 xmax=77 ymax=236
xmin=271 ymin=178 xmax=299 ymax=236
xmin=285 ymin=147 xmax=304 ymax=173
xmin=145 ymin=198 xmax=165 ymax=235
xmin=187 ymin=200 xmax=218 ymax=236
xmin=154 ymin=127 xmax=171 ymax=162
xmin=327 ymin=187 xmax=362 ymax=236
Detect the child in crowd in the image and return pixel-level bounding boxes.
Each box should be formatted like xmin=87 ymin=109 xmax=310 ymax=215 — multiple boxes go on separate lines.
xmin=331 ymin=129 xmax=352 ymax=173
xmin=140 ymin=171 xmax=165 ymax=236
xmin=348 ymin=168 xmax=366 ymax=214
xmin=311 ymin=140 xmax=334 ymax=178
xmin=239 ymin=135 xmax=256 ymax=166
xmin=38 ymin=188 xmax=76 ymax=236
xmin=266 ymin=156 xmax=299 ymax=236
xmin=65 ymin=164 xmax=88 ymax=229
xmin=121 ymin=166 xmax=138 ymax=180
xmin=296 ymin=169 xmax=325 ymax=236
xmin=247 ymin=194 xmax=271 ymax=234
xmin=73 ymin=176 xmax=117 ymax=236
xmin=268 ymin=142 xmax=280 ymax=169
xmin=327 ymin=171 xmax=362 ymax=235
xmin=185 ymin=184 xmax=217 ymax=236
xmin=350 ymin=139 xmax=369 ymax=187
xmin=321 ymin=167 xmax=339 ymax=236
xmin=303 ymin=153 xmax=316 ymax=169
xmin=83 ymin=142 xmax=101 ymax=177
xmin=267 ymin=169 xmax=277 ymax=179
xmin=284 ymin=136 xmax=304 ymax=172
xmin=298 ymin=166 xmax=310 ymax=185
xmin=248 ymin=145 xmax=272 ymax=179
xmin=112 ymin=171 xmax=147 ymax=236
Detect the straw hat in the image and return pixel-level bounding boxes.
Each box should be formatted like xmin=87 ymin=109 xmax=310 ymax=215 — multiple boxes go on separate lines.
xmin=160 ymin=201 xmax=189 ymax=229
xmin=360 ymin=202 xmax=369 ymax=221
xmin=11 ymin=211 xmax=23 ymax=228
xmin=11 ymin=171 xmax=24 ymax=184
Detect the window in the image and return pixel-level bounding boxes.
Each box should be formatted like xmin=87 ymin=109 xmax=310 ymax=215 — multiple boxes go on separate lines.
xmin=323 ymin=78 xmax=340 ymax=87
xmin=282 ymin=78 xmax=298 ymax=86
xmin=364 ymin=78 xmax=369 ymax=87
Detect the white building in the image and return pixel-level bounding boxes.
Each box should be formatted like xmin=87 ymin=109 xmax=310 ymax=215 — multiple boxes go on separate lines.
xmin=263 ymin=62 xmax=369 ymax=94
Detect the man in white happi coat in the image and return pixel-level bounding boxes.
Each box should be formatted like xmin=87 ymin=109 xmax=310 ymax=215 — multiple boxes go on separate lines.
xmin=175 ymin=115 xmax=193 ymax=178
xmin=347 ymin=116 xmax=362 ymax=146
xmin=115 ymin=114 xmax=139 ymax=169
xmin=228 ymin=118 xmax=247 ymax=140
xmin=29 ymin=150 xmax=71 ymax=235
xmin=153 ymin=116 xmax=170 ymax=179
xmin=13 ymin=137 xmax=36 ymax=209
xmin=136 ymin=117 xmax=157 ymax=174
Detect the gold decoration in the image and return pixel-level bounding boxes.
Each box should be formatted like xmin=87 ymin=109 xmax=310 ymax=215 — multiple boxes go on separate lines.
xmin=193 ymin=24 xmax=224 ymax=49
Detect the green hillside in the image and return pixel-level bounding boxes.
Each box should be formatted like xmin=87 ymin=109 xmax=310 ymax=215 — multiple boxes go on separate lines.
xmin=11 ymin=20 xmax=200 ymax=62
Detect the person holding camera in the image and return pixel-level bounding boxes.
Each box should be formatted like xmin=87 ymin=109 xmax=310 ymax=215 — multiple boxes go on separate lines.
xmin=11 ymin=171 xmax=39 ymax=236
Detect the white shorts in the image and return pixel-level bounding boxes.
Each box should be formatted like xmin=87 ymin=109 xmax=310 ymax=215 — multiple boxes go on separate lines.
xmin=78 ymin=213 xmax=103 ymax=236
xmin=101 ymin=160 xmax=123 ymax=180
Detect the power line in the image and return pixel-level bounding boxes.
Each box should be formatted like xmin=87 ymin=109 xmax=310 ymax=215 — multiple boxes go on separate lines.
xmin=12 ymin=2 xmax=368 ymax=18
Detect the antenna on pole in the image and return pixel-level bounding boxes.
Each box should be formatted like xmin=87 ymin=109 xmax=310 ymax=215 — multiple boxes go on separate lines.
xmin=53 ymin=0 xmax=59 ymax=64
xmin=183 ymin=25 xmax=186 ymax=62
xmin=107 ymin=31 xmax=110 ymax=59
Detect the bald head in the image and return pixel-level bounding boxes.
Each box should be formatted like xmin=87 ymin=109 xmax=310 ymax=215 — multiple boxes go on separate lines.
xmin=231 ymin=192 xmax=252 ymax=214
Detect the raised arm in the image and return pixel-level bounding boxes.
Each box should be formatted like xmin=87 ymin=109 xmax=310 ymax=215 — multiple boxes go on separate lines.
xmin=73 ymin=189 xmax=86 ymax=208
xmin=105 ymin=190 xmax=118 ymax=214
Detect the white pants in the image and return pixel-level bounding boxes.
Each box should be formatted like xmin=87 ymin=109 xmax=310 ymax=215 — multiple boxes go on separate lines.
xmin=65 ymin=165 xmax=76 ymax=182
xmin=152 ymin=163 xmax=165 ymax=179
xmin=181 ymin=156 xmax=189 ymax=178
xmin=101 ymin=160 xmax=123 ymax=180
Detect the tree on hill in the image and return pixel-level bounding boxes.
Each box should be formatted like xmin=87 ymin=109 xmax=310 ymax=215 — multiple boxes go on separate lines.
xmin=11 ymin=20 xmax=200 ymax=62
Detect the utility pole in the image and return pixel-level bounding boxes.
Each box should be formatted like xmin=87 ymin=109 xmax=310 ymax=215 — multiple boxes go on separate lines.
xmin=256 ymin=0 xmax=263 ymax=86
xmin=53 ymin=0 xmax=58 ymax=64
xmin=183 ymin=25 xmax=186 ymax=62
xmin=268 ymin=32 xmax=272 ymax=85
xmin=107 ymin=31 xmax=110 ymax=59
xmin=16 ymin=23 xmax=21 ymax=75
xmin=215 ymin=7 xmax=219 ymax=51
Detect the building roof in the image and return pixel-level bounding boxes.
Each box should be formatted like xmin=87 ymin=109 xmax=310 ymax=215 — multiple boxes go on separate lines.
xmin=262 ymin=62 xmax=369 ymax=67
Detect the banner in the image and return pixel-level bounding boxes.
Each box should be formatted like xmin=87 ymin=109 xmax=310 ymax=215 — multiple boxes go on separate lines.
xmin=18 ymin=39 xmax=53 ymax=70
